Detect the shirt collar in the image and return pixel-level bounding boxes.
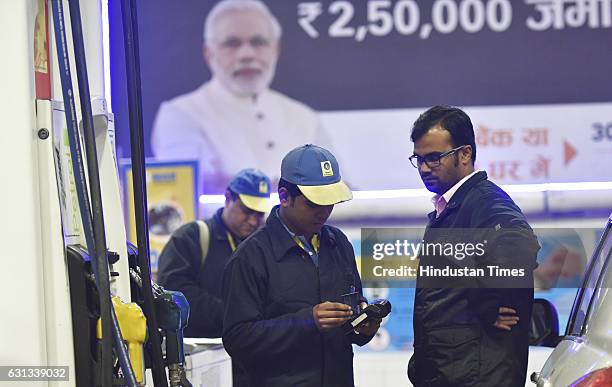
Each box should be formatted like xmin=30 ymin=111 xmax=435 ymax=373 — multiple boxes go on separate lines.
xmin=267 ymin=206 xmax=333 ymax=261
xmin=266 ymin=206 xmax=302 ymax=260
xmin=273 ymin=207 xmax=321 ymax=242
xmin=431 ymin=170 xmax=481 ymax=209
xmin=275 ymin=207 xmax=297 ymax=238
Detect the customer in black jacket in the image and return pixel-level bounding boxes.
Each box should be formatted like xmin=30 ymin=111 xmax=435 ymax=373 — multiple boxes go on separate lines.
xmin=407 ymin=106 xmax=540 ymax=387
xmin=222 ymin=144 xmax=380 ymax=387
xmin=157 ymin=168 xmax=271 ymax=386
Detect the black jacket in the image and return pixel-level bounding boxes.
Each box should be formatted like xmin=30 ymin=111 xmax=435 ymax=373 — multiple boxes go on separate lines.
xmin=222 ymin=207 xmax=372 ymax=387
xmin=157 ymin=208 xmax=234 ymax=338
xmin=408 ymin=171 xmax=540 ymax=387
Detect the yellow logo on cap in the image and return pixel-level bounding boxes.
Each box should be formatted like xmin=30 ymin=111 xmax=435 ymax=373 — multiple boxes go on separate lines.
xmin=321 ymin=161 xmax=334 ymax=177
xmin=259 ymin=181 xmax=268 ymax=194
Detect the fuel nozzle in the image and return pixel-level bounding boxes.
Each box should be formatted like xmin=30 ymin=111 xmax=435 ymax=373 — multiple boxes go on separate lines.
xmin=154 ymin=290 xmax=191 ymax=387
xmin=96 ymin=296 xmax=147 ymax=385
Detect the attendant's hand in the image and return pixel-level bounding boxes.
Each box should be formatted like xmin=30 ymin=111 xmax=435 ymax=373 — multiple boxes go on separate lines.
xmin=313 ymin=302 xmax=352 ymax=331
xmin=493 ymin=307 xmax=519 ymax=331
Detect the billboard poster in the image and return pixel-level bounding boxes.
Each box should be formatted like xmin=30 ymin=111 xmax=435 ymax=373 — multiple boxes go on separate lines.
xmin=109 ymin=0 xmax=612 ymax=193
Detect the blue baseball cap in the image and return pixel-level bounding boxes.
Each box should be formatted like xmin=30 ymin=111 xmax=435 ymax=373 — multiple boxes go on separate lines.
xmin=281 ymin=144 xmax=352 ymax=205
xmin=227 ymin=168 xmax=272 ymax=213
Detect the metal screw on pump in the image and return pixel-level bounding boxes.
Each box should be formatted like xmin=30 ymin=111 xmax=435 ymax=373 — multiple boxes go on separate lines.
xmin=38 ymin=128 xmax=49 ymax=139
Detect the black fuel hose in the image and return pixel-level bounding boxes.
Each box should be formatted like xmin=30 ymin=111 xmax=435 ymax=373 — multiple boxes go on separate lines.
xmin=119 ymin=0 xmax=169 ymax=385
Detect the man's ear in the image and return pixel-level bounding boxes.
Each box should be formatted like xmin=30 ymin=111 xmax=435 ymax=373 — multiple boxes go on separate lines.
xmin=461 ymin=145 xmax=473 ymax=165
xmin=278 ymin=187 xmax=290 ymax=207
xmin=224 ymin=190 xmax=233 ymax=206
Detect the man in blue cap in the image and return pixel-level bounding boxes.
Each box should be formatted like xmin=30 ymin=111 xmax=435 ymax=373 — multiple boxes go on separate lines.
xmin=222 ymin=145 xmax=380 ymax=387
xmin=158 ymin=168 xmax=271 ymax=338
xmin=158 ymin=168 xmax=271 ymax=385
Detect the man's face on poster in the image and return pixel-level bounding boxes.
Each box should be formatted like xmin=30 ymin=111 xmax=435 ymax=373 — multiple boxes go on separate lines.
xmin=205 ymin=9 xmax=279 ymax=97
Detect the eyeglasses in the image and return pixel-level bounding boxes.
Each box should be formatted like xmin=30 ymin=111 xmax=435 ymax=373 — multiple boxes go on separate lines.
xmin=409 ymin=146 xmax=466 ymax=169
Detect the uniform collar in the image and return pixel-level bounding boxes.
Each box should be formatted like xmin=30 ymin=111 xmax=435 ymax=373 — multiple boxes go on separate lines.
xmin=266 ymin=205 xmax=336 ymax=261
xmin=213 ymin=207 xmax=241 ymax=243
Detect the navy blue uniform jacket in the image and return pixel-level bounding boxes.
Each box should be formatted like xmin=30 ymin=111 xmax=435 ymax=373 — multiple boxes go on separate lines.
xmin=222 ymin=207 xmax=373 ymax=387
xmin=157 ymin=208 xmax=232 ymax=338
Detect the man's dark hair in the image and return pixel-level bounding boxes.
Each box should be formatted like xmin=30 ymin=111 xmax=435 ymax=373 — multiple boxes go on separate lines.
xmin=411 ymin=105 xmax=477 ymax=163
xmin=278 ymin=178 xmax=303 ymax=198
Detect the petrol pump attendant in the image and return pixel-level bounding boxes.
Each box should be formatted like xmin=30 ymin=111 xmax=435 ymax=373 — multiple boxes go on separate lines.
xmin=222 ymin=144 xmax=380 ymax=387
